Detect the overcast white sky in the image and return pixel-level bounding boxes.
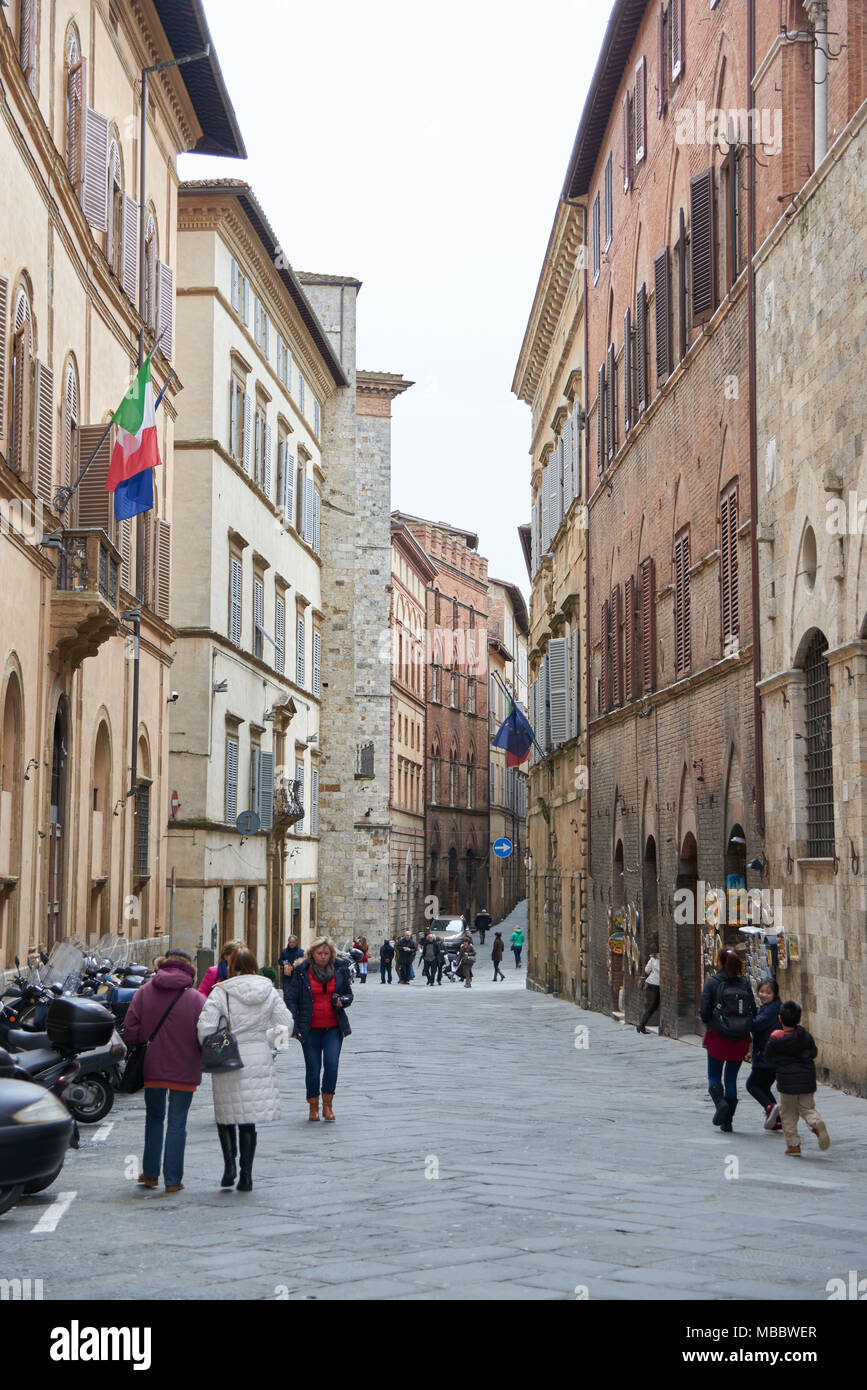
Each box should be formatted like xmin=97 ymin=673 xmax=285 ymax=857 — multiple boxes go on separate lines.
xmin=180 ymin=1 xmax=611 ymax=596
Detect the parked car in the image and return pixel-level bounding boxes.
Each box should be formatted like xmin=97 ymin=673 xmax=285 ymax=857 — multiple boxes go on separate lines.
xmin=429 ymin=917 xmax=467 ymax=947
xmin=0 ymin=1050 xmax=73 ymax=1214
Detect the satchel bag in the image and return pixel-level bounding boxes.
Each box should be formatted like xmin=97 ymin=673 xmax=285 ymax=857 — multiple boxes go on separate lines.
xmin=120 ymin=987 xmax=188 ymax=1094
xmin=200 ymin=990 xmax=244 ymax=1073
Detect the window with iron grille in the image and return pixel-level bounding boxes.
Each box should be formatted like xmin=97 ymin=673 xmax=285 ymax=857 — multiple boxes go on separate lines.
xmin=804 ymin=631 xmax=834 ymax=857
xmin=355 ymin=741 xmax=374 ymax=779
xmin=135 ymin=780 xmax=150 ymax=877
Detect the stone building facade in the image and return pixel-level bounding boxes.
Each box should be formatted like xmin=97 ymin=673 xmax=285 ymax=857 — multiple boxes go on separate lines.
xmin=487 ymin=579 xmax=529 ymax=921
xmin=170 ymin=181 xmax=346 ymax=963
xmin=0 ymin=0 xmax=242 ymax=967
xmin=513 ymin=199 xmax=589 ymax=1001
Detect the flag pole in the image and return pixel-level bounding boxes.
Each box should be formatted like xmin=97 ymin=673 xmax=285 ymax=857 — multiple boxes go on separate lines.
xmin=489 ymin=668 xmax=552 ymax=771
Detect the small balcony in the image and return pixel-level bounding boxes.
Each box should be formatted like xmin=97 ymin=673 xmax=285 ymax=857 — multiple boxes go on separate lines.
xmin=274 ymin=778 xmax=304 ymax=830
xmin=50 ymin=529 xmax=123 ymax=669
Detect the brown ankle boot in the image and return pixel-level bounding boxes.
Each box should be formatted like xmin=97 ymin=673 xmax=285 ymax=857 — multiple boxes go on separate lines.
xmin=308 ymin=1097 xmax=320 ymax=1121
xmin=322 ymin=1093 xmax=335 ymax=1122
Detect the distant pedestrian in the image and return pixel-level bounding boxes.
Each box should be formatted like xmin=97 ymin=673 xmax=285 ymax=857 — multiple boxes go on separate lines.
xmin=420 ymin=932 xmax=442 ymax=987
xmin=278 ymin=935 xmax=304 ymax=1006
xmin=636 ymin=941 xmax=660 ymax=1033
xmin=353 ymin=937 xmax=369 ymax=984
xmin=460 ymin=908 xmax=471 ymax=935
xmin=491 ymin=931 xmax=505 ymax=982
xmin=475 ymin=907 xmax=492 ymax=944
xmin=765 ymin=1001 xmax=830 ymax=1156
xmin=457 ymin=936 xmax=476 ymax=989
xmin=746 ymin=977 xmax=783 ymax=1130
xmin=198 ymin=940 xmax=244 ymax=998
xmin=379 ymin=938 xmax=395 ymax=984
xmin=510 ymin=926 xmax=525 ymax=968
xmin=396 ymin=930 xmax=416 ymax=984
xmin=197 ymin=948 xmax=293 ymax=1192
xmin=699 ymin=947 xmax=756 ymax=1133
xmin=122 ymin=951 xmax=205 ymax=1194
xmin=285 ymin=937 xmax=353 ymax=1121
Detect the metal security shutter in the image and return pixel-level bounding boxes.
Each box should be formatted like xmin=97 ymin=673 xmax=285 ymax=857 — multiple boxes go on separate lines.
xmin=606 ymin=343 xmax=616 ymax=462
xmin=635 ymin=56 xmax=647 ymax=163
xmin=121 ymin=196 xmax=138 ymax=302
xmin=548 ymin=637 xmax=569 ymax=747
xmin=260 ymin=751 xmax=274 ymax=831
xmin=34 ymin=360 xmax=54 ymax=506
xmin=263 ymin=422 xmax=272 ymax=499
xmin=690 ymin=167 xmax=717 ymax=325
xmin=624 ymin=574 xmax=637 ymax=702
xmin=156 ymin=519 xmax=171 ymax=622
xmin=570 ymin=630 xmax=581 ymax=739
xmin=597 ymin=363 xmax=605 ymax=476
xmin=610 ymin=585 xmax=622 ymax=707
xmin=275 ymin=596 xmax=285 ymax=673
xmin=600 ymin=600 xmax=610 ymax=714
xmin=242 ymin=392 xmax=251 ymax=473
xmin=640 ymin=557 xmax=656 ymax=694
xmin=720 ymin=485 xmax=739 ymax=653
xmin=225 ymin=738 xmax=238 ymax=824
xmin=82 ymin=108 xmax=109 ymax=232
xmin=654 ymin=247 xmax=672 ymax=384
xmin=624 ymin=307 xmax=632 ymax=435
xmin=311 ymin=768 xmax=319 ymax=836
xmin=674 ymin=531 xmax=691 ymax=676
xmin=156 ymin=262 xmax=173 ymax=360
xmin=229 ymin=557 xmax=242 ymax=645
xmin=313 ymin=630 xmax=321 ymax=698
xmin=75 ymin=424 xmax=113 ymax=531
xmin=636 ymin=283 xmax=648 ymax=413
xmin=296 ymin=615 xmax=305 ymax=686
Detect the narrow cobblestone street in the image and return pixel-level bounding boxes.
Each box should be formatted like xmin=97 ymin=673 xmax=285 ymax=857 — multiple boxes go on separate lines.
xmin=4 ymin=905 xmax=867 ymax=1302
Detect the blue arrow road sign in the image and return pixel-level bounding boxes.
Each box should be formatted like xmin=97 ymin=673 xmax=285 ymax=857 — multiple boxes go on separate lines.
xmin=493 ymin=837 xmax=513 ymax=858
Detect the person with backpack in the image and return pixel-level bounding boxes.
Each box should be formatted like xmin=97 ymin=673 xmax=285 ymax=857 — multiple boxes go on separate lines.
xmin=699 ymin=947 xmax=756 ymax=1133
xmin=765 ymin=1001 xmax=830 ymax=1156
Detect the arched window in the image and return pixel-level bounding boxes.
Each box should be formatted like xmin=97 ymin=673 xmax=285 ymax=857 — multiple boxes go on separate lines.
xmin=430 ymin=736 xmax=440 ymax=806
xmin=803 ymin=630 xmax=834 ymax=857
xmin=10 ymin=288 xmax=33 ymax=475
xmin=61 ymin=358 xmax=79 ymax=492
xmin=145 ymin=212 xmax=158 ymax=332
xmin=65 ymin=26 xmax=84 ymax=186
xmin=106 ymin=138 xmax=123 ymax=276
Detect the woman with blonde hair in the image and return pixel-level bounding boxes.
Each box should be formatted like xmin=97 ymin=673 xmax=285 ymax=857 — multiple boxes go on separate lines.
xmin=285 ymin=937 xmax=353 ymax=1121
xmin=197 ymin=947 xmax=293 ymax=1191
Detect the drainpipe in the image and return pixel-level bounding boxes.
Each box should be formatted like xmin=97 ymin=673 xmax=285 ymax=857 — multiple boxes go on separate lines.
xmin=747 ymin=0 xmax=765 ymax=838
xmin=806 ymin=1 xmax=829 ymax=166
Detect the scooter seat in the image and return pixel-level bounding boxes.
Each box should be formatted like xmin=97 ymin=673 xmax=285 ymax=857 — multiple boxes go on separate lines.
xmin=5 ymin=1028 xmax=51 ymax=1051
xmin=14 ymin=1048 xmax=61 ymax=1074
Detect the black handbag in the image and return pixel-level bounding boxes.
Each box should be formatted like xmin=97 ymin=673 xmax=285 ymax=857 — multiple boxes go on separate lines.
xmin=120 ymin=988 xmax=188 ymax=1094
xmin=200 ymin=991 xmax=244 ymax=1073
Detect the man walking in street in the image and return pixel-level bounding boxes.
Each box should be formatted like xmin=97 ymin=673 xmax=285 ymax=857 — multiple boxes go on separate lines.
xmin=491 ymin=931 xmax=506 ymax=982
xmin=475 ymin=906 xmax=492 ymax=945
xmin=510 ymin=925 xmax=525 ymax=968
xmin=379 ymin=937 xmax=395 ymax=984
xmin=457 ymin=934 xmax=477 ymax=989
xmin=420 ymin=932 xmax=442 ymax=987
xmin=279 ymin=934 xmax=304 ymax=1007
xmin=396 ymin=929 xmax=416 ymax=984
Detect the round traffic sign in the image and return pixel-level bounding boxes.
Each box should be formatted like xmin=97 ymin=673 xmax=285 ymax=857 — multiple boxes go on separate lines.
xmin=493 ymin=837 xmax=513 ymax=859
xmin=170 ymin=789 xmax=180 ymax=818
xmin=236 ymin=810 xmax=261 ymax=835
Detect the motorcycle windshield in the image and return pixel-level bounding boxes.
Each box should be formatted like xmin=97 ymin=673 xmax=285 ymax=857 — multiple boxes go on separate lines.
xmin=40 ymin=942 xmax=85 ymax=992
xmin=94 ymin=935 xmax=130 ymax=969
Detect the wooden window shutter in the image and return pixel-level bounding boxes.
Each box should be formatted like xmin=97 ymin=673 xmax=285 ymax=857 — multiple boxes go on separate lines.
xmin=572 ymin=399 xmax=582 ymax=499
xmin=0 ymin=277 xmax=7 ymax=441
xmin=225 ymin=737 xmax=238 ymax=824
xmin=313 ymin=630 xmax=322 ymax=698
xmin=142 ymin=511 xmax=154 ymax=607
xmin=657 ymin=3 xmax=667 ymax=117
xmin=10 ymin=328 xmax=29 ymax=475
xmin=242 ymin=392 xmax=251 ymax=473
xmin=121 ymin=195 xmax=138 ymax=302
xmin=538 ymin=654 xmax=549 ymax=752
xmin=229 ymin=557 xmax=242 ymax=644
xmin=635 ymin=57 xmax=647 ymax=163
xmin=570 ymin=629 xmax=581 ymax=739
xmin=296 ymin=615 xmax=306 ymax=686
xmin=547 ymin=637 xmax=569 ymax=747
xmin=624 ymin=573 xmax=637 ymax=702
xmin=263 ymin=421 xmax=272 ymax=499
xmin=156 ymin=519 xmax=171 ymax=622
xmin=304 ymin=471 xmax=314 ymax=544
xmin=82 ymin=108 xmax=109 ymax=232
xmin=654 ymin=247 xmax=672 ymax=383
xmin=67 ymin=58 xmax=85 ymax=189
xmin=600 ymin=600 xmax=610 ymax=714
xmin=285 ymin=451 xmax=295 ymax=521
xmin=156 ymin=262 xmax=173 ymax=360
xmin=592 ymin=195 xmax=600 ymax=278
xmin=230 ymin=259 xmax=240 ymax=312
xmin=690 ymin=167 xmax=717 ymax=324
xmin=311 ymin=768 xmax=319 ymax=836
xmin=610 ymin=585 xmax=622 ymax=707
xmin=606 ymin=343 xmax=616 ymax=461
xmin=61 ymin=366 xmax=77 ymax=490
xmin=720 ymin=486 xmax=739 ymax=653
xmin=20 ymin=0 xmax=37 ymax=93
xmin=636 ymin=283 xmax=648 ymax=413
xmin=640 ymin=557 xmax=656 ymax=693
xmin=314 ymin=489 xmax=321 ymax=553
xmin=275 ymin=597 xmax=285 ymax=673
xmin=597 ymin=363 xmax=606 ymax=476
xmin=624 ymin=307 xmax=632 ymax=435
xmin=677 ymin=208 xmax=688 ymax=360
xmin=75 ymin=424 xmax=113 ymax=531
xmin=34 ymin=360 xmax=55 ymax=506
xmin=120 ymin=517 xmax=132 ymax=592
xmin=260 ymin=751 xmax=274 ymax=831
xmin=622 ymin=90 xmax=632 ymax=194
xmin=674 ymin=531 xmax=691 ymax=675
xmin=671 ymin=0 xmax=684 ymax=82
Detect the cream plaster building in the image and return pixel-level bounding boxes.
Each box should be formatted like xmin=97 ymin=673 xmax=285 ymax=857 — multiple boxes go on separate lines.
xmin=170 ymin=181 xmax=348 ymax=964
xmin=0 ymin=0 xmax=242 ymax=968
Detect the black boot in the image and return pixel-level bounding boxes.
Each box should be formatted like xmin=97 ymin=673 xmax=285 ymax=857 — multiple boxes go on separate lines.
xmin=720 ymin=1098 xmax=737 ymax=1134
xmin=708 ymin=1083 xmax=731 ymax=1129
xmin=217 ymin=1124 xmax=237 ymax=1188
xmin=237 ymin=1125 xmax=256 ymax=1191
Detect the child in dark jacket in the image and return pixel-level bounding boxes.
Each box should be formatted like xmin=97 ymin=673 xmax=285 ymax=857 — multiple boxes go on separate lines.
xmin=764 ymin=1001 xmax=830 ymax=1156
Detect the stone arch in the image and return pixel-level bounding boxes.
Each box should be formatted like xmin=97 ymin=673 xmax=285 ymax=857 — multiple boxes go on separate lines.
xmin=676 ymin=762 xmax=698 ymax=855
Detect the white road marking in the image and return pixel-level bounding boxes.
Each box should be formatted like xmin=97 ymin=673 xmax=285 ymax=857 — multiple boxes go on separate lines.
xmin=92 ymin=1121 xmax=114 ymax=1143
xmin=30 ymin=1191 xmax=77 ymax=1233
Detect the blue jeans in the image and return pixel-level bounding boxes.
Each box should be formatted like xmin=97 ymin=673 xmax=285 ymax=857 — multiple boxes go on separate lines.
xmin=707 ymin=1055 xmax=742 ymax=1107
xmin=302 ymin=1027 xmax=342 ymax=1098
xmin=380 ymin=962 xmax=392 ymax=982
xmin=512 ymin=946 xmax=522 ymax=966
xmin=143 ymin=1087 xmax=194 ymax=1186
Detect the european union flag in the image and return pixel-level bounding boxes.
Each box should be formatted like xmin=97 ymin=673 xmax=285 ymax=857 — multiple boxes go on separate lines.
xmin=491 ymin=700 xmax=535 ymax=768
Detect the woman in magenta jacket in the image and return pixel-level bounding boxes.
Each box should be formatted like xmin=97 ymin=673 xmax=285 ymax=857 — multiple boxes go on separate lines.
xmin=198 ymin=940 xmax=243 ymax=998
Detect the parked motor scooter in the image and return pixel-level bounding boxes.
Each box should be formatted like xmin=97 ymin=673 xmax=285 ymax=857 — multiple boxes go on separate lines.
xmin=0 ymin=995 xmax=120 ymax=1124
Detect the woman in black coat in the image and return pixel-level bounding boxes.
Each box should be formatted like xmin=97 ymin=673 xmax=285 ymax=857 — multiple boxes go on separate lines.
xmin=746 ymin=976 xmax=782 ymax=1129
xmin=284 ymin=938 xmax=353 ymax=1123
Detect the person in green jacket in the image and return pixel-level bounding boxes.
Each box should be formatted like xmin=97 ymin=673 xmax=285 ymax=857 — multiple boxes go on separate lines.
xmin=509 ymin=927 xmax=525 ymax=968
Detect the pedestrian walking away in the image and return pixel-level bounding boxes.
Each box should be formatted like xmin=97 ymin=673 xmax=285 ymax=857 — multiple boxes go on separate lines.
xmin=765 ymin=1000 xmax=831 ymax=1156
xmin=636 ymin=939 xmax=660 ymax=1033
xmin=699 ymin=947 xmax=756 ymax=1133
xmin=396 ymin=929 xmax=416 ymax=984
xmin=491 ymin=931 xmax=505 ymax=982
xmin=475 ymin=907 xmax=492 ymax=945
xmin=510 ymin=926 xmax=525 ymax=968
xmin=278 ymin=935 xmax=304 ymax=1007
xmin=197 ymin=948 xmax=293 ymax=1192
xmin=122 ymin=951 xmax=206 ymax=1193
xmin=379 ymin=937 xmax=395 ymax=984
xmin=457 ymin=935 xmax=476 ymax=989
xmin=746 ymin=976 xmax=783 ymax=1131
xmin=198 ymin=940 xmax=244 ymax=999
xmin=358 ymin=937 xmax=369 ymax=984
xmin=285 ymin=938 xmax=353 ymax=1121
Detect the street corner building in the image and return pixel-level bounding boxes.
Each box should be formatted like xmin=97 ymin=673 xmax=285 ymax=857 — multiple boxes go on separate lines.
xmin=0 ymin=0 xmax=243 ymax=970
xmin=515 ymin=0 xmax=867 ymax=1094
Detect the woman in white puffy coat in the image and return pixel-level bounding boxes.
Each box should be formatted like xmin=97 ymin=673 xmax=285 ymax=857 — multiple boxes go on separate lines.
xmin=197 ymin=947 xmax=293 ymax=1192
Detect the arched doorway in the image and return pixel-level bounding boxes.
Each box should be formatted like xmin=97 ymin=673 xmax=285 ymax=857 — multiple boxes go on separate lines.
xmin=48 ymin=699 xmax=70 ymax=948
xmin=0 ymin=674 xmax=24 ymax=964
xmin=675 ymin=832 xmax=699 ymax=1028
xmin=90 ymin=722 xmax=112 ymax=942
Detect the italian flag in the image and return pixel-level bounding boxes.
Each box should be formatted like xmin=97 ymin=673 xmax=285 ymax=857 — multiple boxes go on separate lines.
xmin=105 ymin=356 xmax=162 ymax=494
